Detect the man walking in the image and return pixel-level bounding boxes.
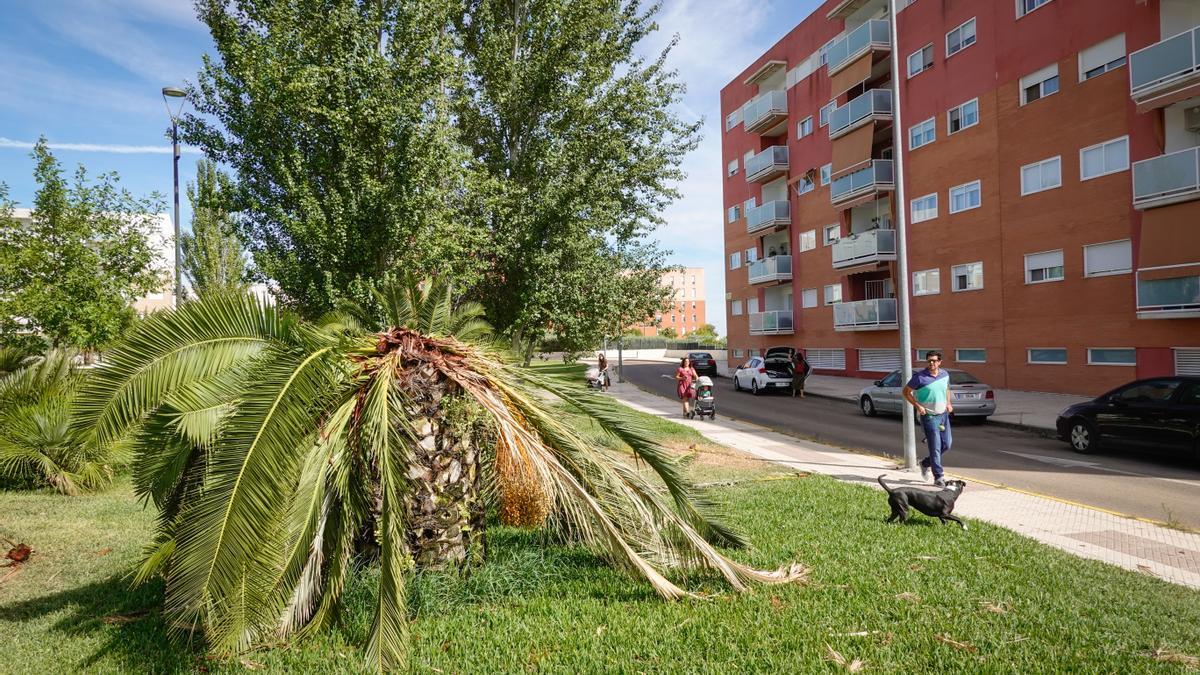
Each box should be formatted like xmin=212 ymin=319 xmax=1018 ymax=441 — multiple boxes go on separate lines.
xmin=902 ymin=351 xmax=954 ymax=486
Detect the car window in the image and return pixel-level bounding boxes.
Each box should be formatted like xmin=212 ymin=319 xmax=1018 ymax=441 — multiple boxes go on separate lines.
xmin=693 ymin=353 xmax=713 ymax=360
xmin=949 ymin=371 xmax=980 ymax=385
xmin=1177 ymin=382 xmax=1200 ymax=405
xmin=881 ymin=372 xmax=902 ymax=387
xmin=1116 ymin=380 xmax=1179 ymax=403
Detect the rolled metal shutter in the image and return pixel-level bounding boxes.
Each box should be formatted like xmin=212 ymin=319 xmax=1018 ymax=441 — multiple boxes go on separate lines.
xmin=859 ymin=348 xmax=902 ymax=372
xmin=807 ymin=348 xmax=846 ymax=370
xmin=1176 ymin=348 xmax=1200 ymax=376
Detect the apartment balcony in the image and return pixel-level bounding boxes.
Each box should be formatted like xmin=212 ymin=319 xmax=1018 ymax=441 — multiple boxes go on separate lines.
xmin=1129 ymin=26 xmax=1200 ymax=111
xmin=831 ymin=228 xmax=896 ymax=270
xmin=833 ymin=298 xmax=897 ymax=331
xmin=747 ymin=255 xmax=792 ymax=285
xmin=829 ymin=89 xmax=892 ymax=140
xmin=743 ymin=90 xmax=789 ymax=136
xmin=746 ymin=200 xmax=791 ymax=234
xmin=1136 ymin=265 xmax=1200 ymax=319
xmin=826 ymin=19 xmax=890 ymax=76
xmin=1133 ymin=146 xmax=1200 ymax=210
xmin=745 ymin=146 xmax=789 ymax=184
xmin=831 ymin=159 xmax=893 ymax=206
xmin=749 ymin=310 xmax=794 ymax=336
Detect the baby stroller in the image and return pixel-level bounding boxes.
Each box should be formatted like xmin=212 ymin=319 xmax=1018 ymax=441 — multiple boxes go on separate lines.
xmin=690 ymin=376 xmax=716 ymax=420
xmin=585 ymin=366 xmax=608 ymax=390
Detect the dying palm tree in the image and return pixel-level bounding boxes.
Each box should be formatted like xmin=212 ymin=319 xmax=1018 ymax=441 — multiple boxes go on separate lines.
xmin=76 ymin=278 xmax=805 ymax=671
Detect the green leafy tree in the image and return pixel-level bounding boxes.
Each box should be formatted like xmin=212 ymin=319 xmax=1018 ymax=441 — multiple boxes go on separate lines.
xmin=688 ymin=323 xmax=719 ymax=339
xmin=180 ymin=159 xmax=247 ymax=298
xmin=181 ymin=0 xmax=487 ymax=316
xmin=0 ymin=140 xmax=163 ymax=356
xmin=658 ymin=327 xmax=678 ymax=339
xmin=77 ymin=282 xmax=804 ymax=671
xmin=453 ymin=0 xmax=699 ymax=360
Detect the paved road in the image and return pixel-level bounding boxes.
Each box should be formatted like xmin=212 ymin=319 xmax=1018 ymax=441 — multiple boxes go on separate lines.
xmin=621 ymin=361 xmax=1200 ymax=528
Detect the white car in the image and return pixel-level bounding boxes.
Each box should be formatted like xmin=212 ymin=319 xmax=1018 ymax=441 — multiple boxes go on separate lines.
xmin=732 ymin=353 xmax=793 ymax=395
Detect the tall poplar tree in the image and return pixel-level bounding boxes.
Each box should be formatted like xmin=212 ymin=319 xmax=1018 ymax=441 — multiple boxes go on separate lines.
xmin=180 ymin=158 xmax=247 ymax=298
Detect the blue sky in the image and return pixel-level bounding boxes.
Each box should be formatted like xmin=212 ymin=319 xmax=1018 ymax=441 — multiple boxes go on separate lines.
xmin=0 ymin=0 xmax=819 ymax=336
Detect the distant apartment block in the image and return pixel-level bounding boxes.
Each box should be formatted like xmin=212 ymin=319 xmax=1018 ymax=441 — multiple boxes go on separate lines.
xmin=722 ymin=0 xmax=1200 ymax=395
xmin=631 ymin=267 xmax=707 ymax=336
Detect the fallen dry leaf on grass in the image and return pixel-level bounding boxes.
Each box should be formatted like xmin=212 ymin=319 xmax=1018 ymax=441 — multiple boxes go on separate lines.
xmin=935 ymin=635 xmax=978 ymax=653
xmin=1143 ymin=647 xmax=1200 ymax=669
xmin=4 ymin=541 xmax=32 ymax=564
xmin=895 ymin=592 xmax=921 ymax=603
xmin=831 ymin=630 xmax=879 ymax=637
xmin=95 ymin=547 xmax=113 ymax=557
xmin=823 ymin=644 xmax=866 ymax=672
xmin=102 ymin=610 xmax=150 ymax=625
xmin=239 ymin=658 xmax=265 ymax=671
xmin=1137 ymin=564 xmax=1159 ymax=577
xmin=908 ymin=564 xmax=923 ymax=572
xmin=770 ymin=596 xmax=784 ymax=610
xmin=980 ymin=601 xmax=1008 ymax=614
xmin=914 ymin=555 xmax=939 ymax=560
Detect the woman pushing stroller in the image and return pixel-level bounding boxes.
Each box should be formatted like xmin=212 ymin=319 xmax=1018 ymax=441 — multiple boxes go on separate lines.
xmin=675 ymin=356 xmax=699 ymax=417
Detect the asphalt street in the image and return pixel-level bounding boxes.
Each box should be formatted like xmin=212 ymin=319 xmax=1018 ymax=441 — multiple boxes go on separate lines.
xmin=620 ymin=361 xmax=1200 ymax=529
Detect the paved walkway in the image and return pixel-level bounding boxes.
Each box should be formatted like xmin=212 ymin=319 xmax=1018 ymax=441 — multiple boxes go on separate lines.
xmin=604 ymin=381 xmax=1200 ymax=590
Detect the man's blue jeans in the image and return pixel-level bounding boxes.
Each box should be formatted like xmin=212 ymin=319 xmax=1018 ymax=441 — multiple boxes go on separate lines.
xmin=919 ymin=412 xmax=952 ymax=480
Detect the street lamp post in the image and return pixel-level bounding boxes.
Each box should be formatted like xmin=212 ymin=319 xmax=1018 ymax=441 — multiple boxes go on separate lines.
xmin=162 ymin=86 xmax=187 ymax=308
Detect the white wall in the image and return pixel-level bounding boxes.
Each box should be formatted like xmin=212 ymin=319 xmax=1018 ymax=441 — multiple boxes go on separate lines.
xmin=1161 ymin=0 xmax=1200 ymax=38
xmin=1163 ymin=98 xmax=1200 ymax=153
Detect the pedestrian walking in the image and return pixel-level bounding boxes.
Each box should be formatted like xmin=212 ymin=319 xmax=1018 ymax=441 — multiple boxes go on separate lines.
xmin=790 ymin=350 xmax=811 ymax=398
xmin=902 ymin=351 xmax=954 ymax=486
xmin=675 ymin=356 xmax=698 ymax=418
xmin=597 ymin=352 xmax=610 ymax=392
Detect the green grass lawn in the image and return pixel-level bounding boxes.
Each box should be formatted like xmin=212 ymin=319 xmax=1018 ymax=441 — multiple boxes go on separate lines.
xmin=3 ymin=401 xmax=1199 ymax=673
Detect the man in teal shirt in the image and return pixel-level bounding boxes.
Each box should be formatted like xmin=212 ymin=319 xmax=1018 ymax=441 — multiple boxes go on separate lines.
xmin=903 ymin=351 xmax=954 ymax=486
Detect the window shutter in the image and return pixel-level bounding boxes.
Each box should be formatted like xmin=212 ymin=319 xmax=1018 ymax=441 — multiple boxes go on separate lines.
xmin=1085 ymin=240 xmax=1131 ymax=275
xmin=1026 ymin=250 xmax=1063 ymax=271
xmin=1079 ymin=34 xmax=1125 ymax=79
xmin=807 ymin=349 xmax=845 ymax=370
xmin=858 ymin=349 xmax=902 ymax=372
xmin=1176 ymin=349 xmax=1200 ymax=375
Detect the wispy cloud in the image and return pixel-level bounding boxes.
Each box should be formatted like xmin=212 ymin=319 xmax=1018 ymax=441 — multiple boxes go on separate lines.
xmin=0 ymin=137 xmax=200 ymax=155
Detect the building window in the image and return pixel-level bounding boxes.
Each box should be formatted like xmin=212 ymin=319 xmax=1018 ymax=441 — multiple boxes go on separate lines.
xmin=1080 ymin=136 xmax=1129 ymax=180
xmin=911 ymin=193 xmax=938 ymax=223
xmin=727 ymin=159 xmax=738 ymax=176
xmin=819 ymin=100 xmax=835 ymax=127
xmin=725 ymin=109 xmax=742 ymax=131
xmin=1088 ymin=348 xmax=1136 ymax=366
xmin=947 ymin=99 xmax=979 ymax=134
xmin=1079 ymin=34 xmax=1126 ymax=81
xmin=747 ymin=297 xmax=759 ymax=314
xmin=1020 ymin=156 xmax=1061 ymax=195
xmin=745 ymin=247 xmax=757 ymax=263
xmin=820 ymin=163 xmax=832 ymax=186
xmin=729 ymin=251 xmax=741 ymax=269
xmin=1017 ymin=0 xmax=1052 ymax=18
xmin=1024 ymin=249 xmax=1064 ymax=284
xmin=732 ymin=349 xmax=744 ymax=358
xmin=946 ymin=18 xmax=976 ymax=58
xmin=907 ymin=44 xmax=933 ymax=77
xmin=797 ymin=175 xmax=815 ymax=195
xmin=1028 ymin=348 xmax=1067 ymax=364
xmin=744 ymin=196 xmax=756 ymax=211
xmin=807 ymin=348 xmax=846 ymax=370
xmin=743 ymin=149 xmax=754 ymax=166
xmin=956 ymin=348 xmax=986 ymax=363
xmin=912 ymin=268 xmax=940 ymax=296
xmin=798 ymin=116 xmax=813 ymax=137
xmin=949 ymin=180 xmax=982 ymax=213
xmin=799 ymin=229 xmax=817 ymax=252
xmin=823 ymin=223 xmax=840 ymax=245
xmin=909 ymin=117 xmax=936 ymax=150
xmin=915 ymin=348 xmax=942 ymax=361
xmin=1083 ymin=239 xmax=1131 ymax=277
xmin=1020 ymin=64 xmax=1059 ymax=105
xmin=727 ymin=205 xmax=741 ymax=223
xmin=731 ymin=299 xmax=743 ymax=316
xmin=824 ymin=283 xmax=842 ymax=305
xmin=819 ymin=38 xmax=836 ymax=66
xmin=952 ymin=262 xmax=984 ymax=292
xmin=801 ymin=288 xmax=818 ymax=308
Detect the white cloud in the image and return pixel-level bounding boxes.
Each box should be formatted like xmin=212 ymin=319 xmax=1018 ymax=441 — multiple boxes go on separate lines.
xmin=0 ymin=137 xmax=201 ymax=155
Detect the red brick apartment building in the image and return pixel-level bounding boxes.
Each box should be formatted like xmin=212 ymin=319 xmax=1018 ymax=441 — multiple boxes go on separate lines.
xmin=722 ymin=0 xmax=1200 ymax=395
xmin=631 ymin=268 xmax=707 ymax=337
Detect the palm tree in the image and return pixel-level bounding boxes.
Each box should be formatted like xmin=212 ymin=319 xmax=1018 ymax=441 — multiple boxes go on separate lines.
xmin=76 ymin=278 xmax=805 ymax=671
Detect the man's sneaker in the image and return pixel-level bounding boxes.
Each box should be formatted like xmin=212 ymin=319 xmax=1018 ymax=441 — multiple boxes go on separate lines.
xmin=920 ymin=463 xmax=930 ymax=481
xmin=934 ymin=478 xmax=946 ymax=488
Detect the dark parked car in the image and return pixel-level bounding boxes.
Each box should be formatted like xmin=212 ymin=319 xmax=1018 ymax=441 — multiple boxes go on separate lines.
xmin=1056 ymin=377 xmax=1200 ymax=457
xmin=688 ymin=352 xmax=718 ymax=376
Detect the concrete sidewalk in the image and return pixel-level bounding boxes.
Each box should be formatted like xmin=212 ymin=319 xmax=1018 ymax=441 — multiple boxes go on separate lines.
xmin=603 ymin=381 xmax=1200 ymax=590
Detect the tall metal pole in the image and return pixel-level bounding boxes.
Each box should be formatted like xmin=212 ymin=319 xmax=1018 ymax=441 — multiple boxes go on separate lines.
xmin=172 ymin=121 xmax=182 ymax=307
xmin=888 ymin=0 xmax=918 ymax=470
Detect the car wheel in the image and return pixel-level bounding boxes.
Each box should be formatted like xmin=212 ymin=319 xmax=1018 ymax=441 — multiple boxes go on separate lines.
xmin=733 ymin=375 xmax=741 ymax=392
xmin=860 ymin=396 xmax=876 ymax=417
xmin=1068 ymin=419 xmax=1097 ymax=454
xmin=751 ymin=379 xmax=760 ymax=396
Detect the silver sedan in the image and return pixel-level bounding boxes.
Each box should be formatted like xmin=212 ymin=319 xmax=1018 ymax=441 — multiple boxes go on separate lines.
xmin=858 ymin=368 xmax=996 ymax=422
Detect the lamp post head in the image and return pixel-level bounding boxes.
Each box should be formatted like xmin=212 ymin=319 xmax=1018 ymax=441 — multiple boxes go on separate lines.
xmin=162 ymin=86 xmax=187 ymax=98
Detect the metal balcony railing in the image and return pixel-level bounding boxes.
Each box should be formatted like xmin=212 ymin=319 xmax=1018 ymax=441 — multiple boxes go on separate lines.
xmin=746 ymin=200 xmax=791 ymax=233
xmin=834 ymin=298 xmax=898 ymax=331
xmin=1136 ymin=264 xmax=1200 ymax=318
xmin=745 ymin=146 xmax=789 ymax=183
xmin=747 ymin=255 xmax=792 ymax=284
xmin=1132 ymin=146 xmax=1200 ymax=210
xmin=1130 ymin=26 xmax=1200 ymax=100
xmin=830 ymin=160 xmax=894 ymax=203
xmin=744 ymin=90 xmax=788 ymax=134
xmin=749 ymin=310 xmax=794 ymax=335
xmin=831 ymin=229 xmax=896 ymax=269
xmin=829 ymin=89 xmax=893 ymax=139
xmin=826 ymin=19 xmax=890 ymax=74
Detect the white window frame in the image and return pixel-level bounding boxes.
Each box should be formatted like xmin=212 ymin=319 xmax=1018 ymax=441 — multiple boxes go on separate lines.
xmin=1028 ymin=348 xmax=1068 ymax=365
xmin=801 ymin=288 xmax=818 ymax=309
xmin=955 ymin=348 xmax=987 ymax=363
xmin=745 ymin=247 xmax=757 ymax=263
xmin=1087 ymin=348 xmax=1136 ymax=366
xmin=1083 ymin=239 xmax=1132 ymax=277
xmin=947 ymin=98 xmax=979 ymax=135
xmin=951 ymin=261 xmax=984 ymax=292
xmin=1016 ymin=0 xmax=1052 ymax=19
xmin=729 ymin=251 xmax=741 ymax=270
xmin=912 ymin=268 xmax=941 ymax=296
xmin=1024 ymin=249 xmax=1065 ymax=284
xmin=823 ymin=223 xmax=840 ymax=245
xmin=948 ymin=180 xmax=982 ymax=214
xmin=797 ymin=175 xmax=815 ymax=195
xmin=731 ymin=299 xmax=743 ymax=316
xmin=1019 ymin=64 xmax=1059 ymax=106
xmin=819 ymin=100 xmax=835 ymax=128
xmin=945 ymin=17 xmax=977 ymax=58
xmin=747 ymin=297 xmax=759 ymax=314
xmin=799 ymin=229 xmax=817 ymax=252
xmin=732 ymin=348 xmax=744 ymax=358
xmin=823 ymin=283 xmax=843 ymax=305
xmin=820 ymin=163 xmax=832 ymax=186
xmin=727 ymin=159 xmax=738 ymax=177
xmin=1020 ymin=156 xmax=1062 ymax=196
xmin=1079 ymin=34 xmax=1126 ymax=82
xmin=907 ymin=44 xmax=933 ymax=78
xmin=911 ymin=193 xmax=938 ymax=223
xmin=1079 ymin=136 xmax=1129 ymax=181
xmin=909 ymin=117 xmax=936 ymax=150
xmin=798 ymin=116 xmax=813 ymax=138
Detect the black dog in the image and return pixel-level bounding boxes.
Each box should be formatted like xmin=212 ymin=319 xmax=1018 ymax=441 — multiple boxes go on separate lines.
xmin=877 ymin=475 xmax=968 ymax=530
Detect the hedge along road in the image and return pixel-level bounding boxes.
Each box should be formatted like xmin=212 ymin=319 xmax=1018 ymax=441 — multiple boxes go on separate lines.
xmin=619 ymin=360 xmax=1200 ymax=529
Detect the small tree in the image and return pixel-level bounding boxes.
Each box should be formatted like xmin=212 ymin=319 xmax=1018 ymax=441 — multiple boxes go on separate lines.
xmin=181 ymin=159 xmax=247 ymax=298
xmin=0 ymin=140 xmax=163 ymax=358
xmin=659 ymin=327 xmax=678 ymax=339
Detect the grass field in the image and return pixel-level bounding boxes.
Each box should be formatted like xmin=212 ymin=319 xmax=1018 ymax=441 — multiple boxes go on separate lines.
xmin=2 ymin=378 xmax=1199 ymax=673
